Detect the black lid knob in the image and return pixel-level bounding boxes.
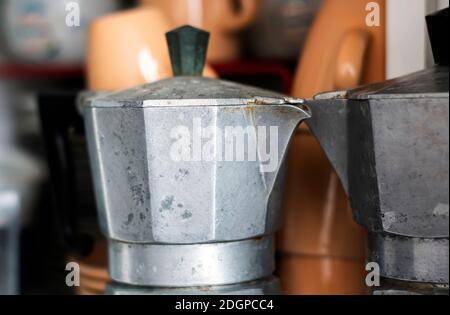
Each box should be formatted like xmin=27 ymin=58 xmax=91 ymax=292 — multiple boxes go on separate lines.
xmin=166 ymin=25 xmax=210 ymax=76
xmin=426 ymin=8 xmax=449 ymax=66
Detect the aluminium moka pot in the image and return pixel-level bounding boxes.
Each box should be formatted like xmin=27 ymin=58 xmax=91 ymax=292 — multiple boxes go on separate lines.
xmin=305 ymin=8 xmax=449 ymax=294
xmin=80 ymin=25 xmax=310 ymax=294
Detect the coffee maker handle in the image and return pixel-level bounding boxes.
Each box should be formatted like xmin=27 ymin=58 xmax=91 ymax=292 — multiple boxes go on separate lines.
xmin=166 ymin=25 xmax=210 ymax=76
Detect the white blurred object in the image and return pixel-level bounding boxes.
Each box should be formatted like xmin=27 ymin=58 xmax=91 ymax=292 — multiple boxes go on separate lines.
xmin=0 ymin=147 xmax=44 ymax=225
xmin=0 ymin=82 xmax=14 ymax=148
xmin=386 ymin=0 xmax=449 ymax=79
xmin=0 ymin=0 xmax=121 ymax=65
xmin=0 ymin=191 xmax=20 ymax=295
xmin=0 ymin=147 xmax=44 ymax=295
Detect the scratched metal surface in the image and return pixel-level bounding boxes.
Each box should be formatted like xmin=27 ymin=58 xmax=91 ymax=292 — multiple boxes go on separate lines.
xmin=86 ymin=76 xmax=305 ymax=108
xmin=81 ymin=77 xmax=310 ymax=244
xmin=107 ymin=276 xmax=280 ymax=295
xmin=81 ymin=76 xmax=310 ymax=287
xmin=83 ymin=105 xmax=308 ymax=243
xmin=369 ymin=233 xmax=449 ymax=283
xmin=307 ymin=66 xmax=449 ymax=238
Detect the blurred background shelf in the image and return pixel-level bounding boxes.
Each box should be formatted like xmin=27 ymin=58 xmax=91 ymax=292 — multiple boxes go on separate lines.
xmin=0 ymin=64 xmax=84 ymax=79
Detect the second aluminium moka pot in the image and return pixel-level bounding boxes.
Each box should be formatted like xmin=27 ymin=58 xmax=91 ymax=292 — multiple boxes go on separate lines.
xmin=305 ymin=9 xmax=449 ymax=294
xmin=80 ymin=26 xmax=310 ymax=293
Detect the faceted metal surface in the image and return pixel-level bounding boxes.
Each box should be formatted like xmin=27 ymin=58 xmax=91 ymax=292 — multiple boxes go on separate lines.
xmin=82 ymin=78 xmax=310 ymax=244
xmin=81 ymin=75 xmax=309 ymax=288
xmin=307 ymin=66 xmax=449 ymax=290
xmin=307 ymin=67 xmax=449 ymax=238
xmin=166 ymin=25 xmax=209 ymax=76
xmin=109 ymin=237 xmax=274 ymax=287
xmin=106 ymin=277 xmax=281 ymax=295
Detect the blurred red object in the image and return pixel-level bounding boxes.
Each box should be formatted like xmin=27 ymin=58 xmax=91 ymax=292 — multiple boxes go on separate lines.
xmin=0 ymin=64 xmax=84 ymax=79
xmin=211 ymin=60 xmax=293 ymax=94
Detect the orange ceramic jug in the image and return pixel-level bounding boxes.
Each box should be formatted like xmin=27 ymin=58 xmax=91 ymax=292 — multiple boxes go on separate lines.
xmin=87 ymin=7 xmax=216 ymax=91
xmin=278 ymin=0 xmax=386 ymax=295
xmin=138 ymin=0 xmax=258 ymax=62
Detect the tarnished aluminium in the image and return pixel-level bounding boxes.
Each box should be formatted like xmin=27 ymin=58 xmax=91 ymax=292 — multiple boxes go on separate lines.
xmin=84 ymin=78 xmax=310 ymax=246
xmin=107 ymin=277 xmax=280 ymax=295
xmin=306 ymin=65 xmax=449 ymax=292
xmin=109 ymin=237 xmax=275 ymax=287
xmin=309 ymin=66 xmax=449 ymax=238
xmin=81 ymin=26 xmax=310 ymax=290
xmin=82 ymin=78 xmax=309 ymax=287
xmin=368 ymin=233 xmax=449 ymax=284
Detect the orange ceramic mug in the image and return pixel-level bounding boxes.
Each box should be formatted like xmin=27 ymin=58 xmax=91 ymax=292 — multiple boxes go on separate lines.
xmin=138 ymin=0 xmax=258 ymax=62
xmin=87 ymin=7 xmax=216 ymax=91
xmin=278 ymin=0 xmax=386 ymax=295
